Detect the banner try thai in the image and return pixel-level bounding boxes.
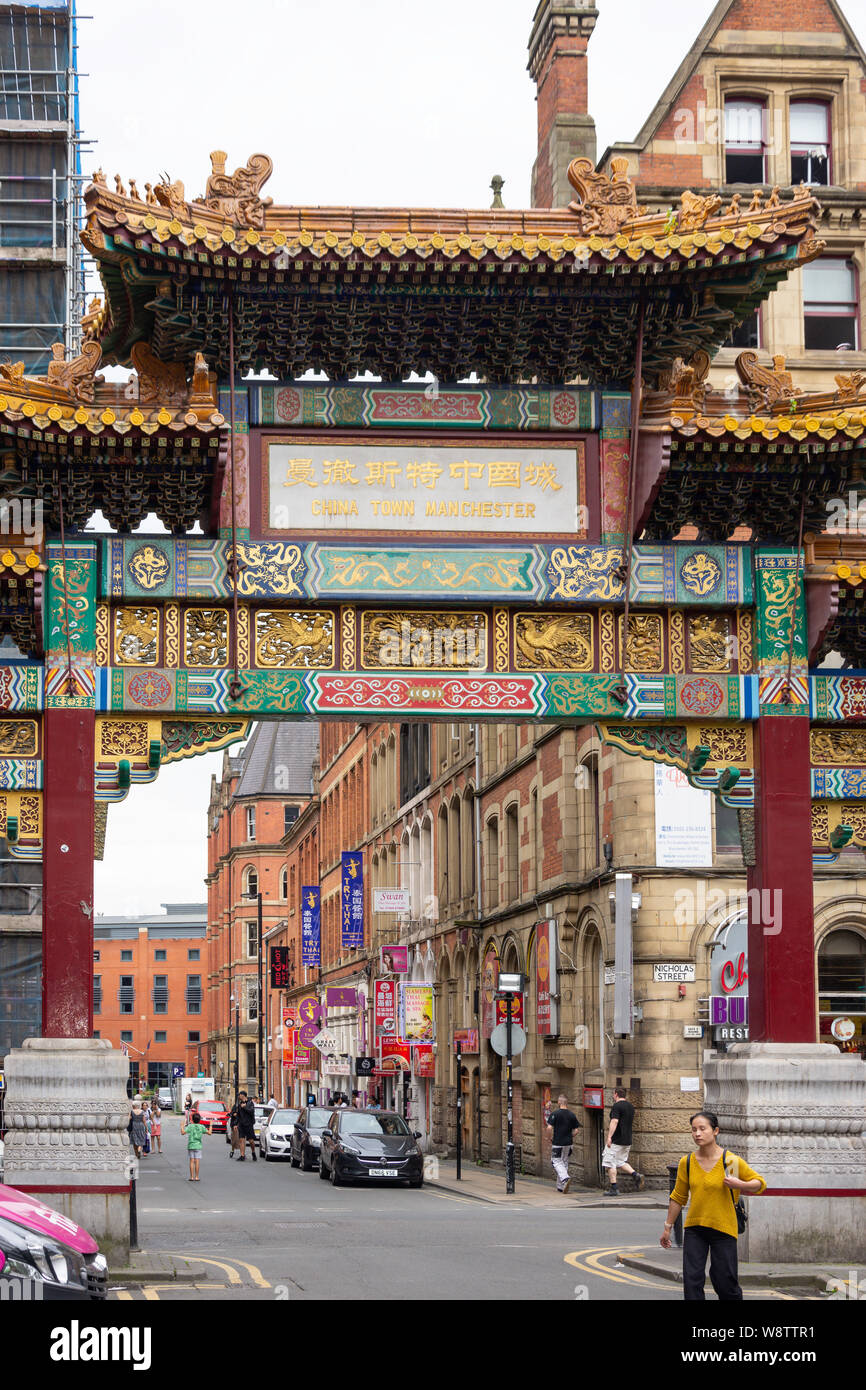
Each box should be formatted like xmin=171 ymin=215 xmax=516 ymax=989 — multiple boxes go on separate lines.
xmin=301 ymin=885 xmax=321 ymax=968
xmin=341 ymin=851 xmax=364 ymax=951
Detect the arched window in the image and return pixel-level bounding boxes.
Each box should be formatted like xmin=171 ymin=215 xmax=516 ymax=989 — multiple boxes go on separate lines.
xmin=819 ymin=928 xmax=866 ymax=1059
xmin=280 ymin=867 xmax=288 ymax=901
xmin=242 ymin=865 xmax=258 ymax=900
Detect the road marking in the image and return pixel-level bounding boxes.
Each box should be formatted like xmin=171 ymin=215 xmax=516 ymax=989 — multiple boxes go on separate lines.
xmin=230 ymin=1258 xmax=270 ymax=1289
xmin=165 ymin=1254 xmax=242 ymax=1285
xmin=424 ymin=1188 xmax=482 ymax=1207
xmin=142 ymin=1208 xmax=180 ymax=1213
xmin=565 ymin=1246 xmax=667 ymax=1289
xmin=114 ymin=1290 xmax=133 ymax=1300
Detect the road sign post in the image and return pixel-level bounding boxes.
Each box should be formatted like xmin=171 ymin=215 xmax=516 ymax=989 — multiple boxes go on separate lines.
xmin=505 ymin=992 xmax=515 ymax=1194
xmin=455 ymin=1043 xmax=462 ymax=1181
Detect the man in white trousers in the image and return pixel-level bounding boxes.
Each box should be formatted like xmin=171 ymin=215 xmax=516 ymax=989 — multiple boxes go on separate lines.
xmin=545 ymin=1094 xmax=581 ymax=1194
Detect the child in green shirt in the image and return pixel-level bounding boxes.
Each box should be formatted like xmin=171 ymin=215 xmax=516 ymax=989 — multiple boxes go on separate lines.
xmin=180 ymin=1110 xmax=213 ymax=1181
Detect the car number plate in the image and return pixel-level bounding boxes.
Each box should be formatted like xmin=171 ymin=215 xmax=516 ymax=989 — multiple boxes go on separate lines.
xmin=369 ymin=1168 xmax=399 ymax=1178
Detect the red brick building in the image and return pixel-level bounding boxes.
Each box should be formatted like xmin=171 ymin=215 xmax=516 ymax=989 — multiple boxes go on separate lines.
xmin=93 ymin=902 xmax=207 ymax=1097
xmin=206 ymin=722 xmax=318 ymax=1103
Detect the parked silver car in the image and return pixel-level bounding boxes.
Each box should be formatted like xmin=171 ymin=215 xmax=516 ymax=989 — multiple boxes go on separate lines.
xmin=259 ymin=1107 xmax=301 ymax=1161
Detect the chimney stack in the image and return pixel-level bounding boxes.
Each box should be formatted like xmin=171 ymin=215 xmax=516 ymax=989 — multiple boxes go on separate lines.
xmin=528 ymin=0 xmax=599 ymax=208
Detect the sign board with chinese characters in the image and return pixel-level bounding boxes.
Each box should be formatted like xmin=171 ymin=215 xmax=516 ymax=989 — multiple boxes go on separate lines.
xmin=264 ymin=438 xmax=585 ymax=538
xmin=653 ymin=963 xmax=696 ymax=983
xmin=375 ymin=980 xmax=398 ymax=1038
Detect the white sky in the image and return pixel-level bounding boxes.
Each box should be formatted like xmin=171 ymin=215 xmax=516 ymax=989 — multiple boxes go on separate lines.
xmin=88 ymin=0 xmax=866 ymax=913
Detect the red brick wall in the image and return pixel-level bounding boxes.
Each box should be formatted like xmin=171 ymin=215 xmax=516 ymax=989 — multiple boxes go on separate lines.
xmin=534 ymin=33 xmax=591 ymax=208
xmin=723 ymin=0 xmax=841 ymax=31
xmin=636 ymin=73 xmax=710 ymax=189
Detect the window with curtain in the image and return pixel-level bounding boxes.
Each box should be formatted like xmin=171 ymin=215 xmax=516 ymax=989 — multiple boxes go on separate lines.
xmin=803 ymin=258 xmax=860 ymax=351
xmin=790 ymin=101 xmax=830 ymax=186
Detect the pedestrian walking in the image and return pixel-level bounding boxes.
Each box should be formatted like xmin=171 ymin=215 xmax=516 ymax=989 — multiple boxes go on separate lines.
xmin=602 ymin=1086 xmax=644 ymax=1194
xmin=227 ymin=1099 xmax=241 ymax=1158
xmin=180 ymin=1108 xmax=213 ymax=1182
xmin=545 ymin=1094 xmax=581 ymax=1193
xmin=150 ymin=1101 xmax=163 ymax=1155
xmin=127 ymin=1102 xmax=147 ymax=1159
xmin=235 ymin=1091 xmax=257 ymax=1161
xmin=660 ymin=1109 xmax=766 ymax=1300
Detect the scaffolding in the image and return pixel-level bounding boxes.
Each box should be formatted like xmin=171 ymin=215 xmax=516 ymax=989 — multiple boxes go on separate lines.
xmin=0 ymin=0 xmax=85 ymax=369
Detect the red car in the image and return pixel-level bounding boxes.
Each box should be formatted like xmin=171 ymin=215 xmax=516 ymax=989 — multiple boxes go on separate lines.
xmin=193 ymin=1100 xmax=230 ymax=1134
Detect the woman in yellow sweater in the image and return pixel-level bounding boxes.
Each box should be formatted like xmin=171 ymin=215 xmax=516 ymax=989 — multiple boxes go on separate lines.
xmin=660 ymin=1109 xmax=766 ymax=1301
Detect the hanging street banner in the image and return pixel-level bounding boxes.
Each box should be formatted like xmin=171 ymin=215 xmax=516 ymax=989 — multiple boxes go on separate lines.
xmin=378 ymin=1040 xmax=411 ymax=1072
xmin=536 ymin=918 xmax=559 ymax=1036
xmin=375 ymin=980 xmax=398 ymax=1038
xmin=481 ymin=947 xmax=499 ymax=1039
xmin=341 ymin=852 xmax=365 ymax=951
xmin=374 ymin=889 xmax=410 ymax=914
xmin=282 ymin=1007 xmax=298 ymax=1065
xmin=414 ymin=1044 xmax=435 ymax=1078
xmin=270 ymin=946 xmax=292 ymax=990
xmin=403 ymin=984 xmax=435 ymax=1042
xmin=297 ymin=994 xmax=323 ymax=1056
xmin=301 ymin=886 xmax=321 ymax=968
xmin=326 ymin=986 xmax=358 ymax=1009
xmin=380 ymin=944 xmax=409 ymax=974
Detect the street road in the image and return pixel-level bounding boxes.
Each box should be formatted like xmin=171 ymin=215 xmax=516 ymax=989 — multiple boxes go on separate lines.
xmin=117 ymin=1119 xmax=802 ymax=1302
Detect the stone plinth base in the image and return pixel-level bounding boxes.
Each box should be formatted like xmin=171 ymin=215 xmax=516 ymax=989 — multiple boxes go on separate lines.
xmin=704 ymin=1043 xmax=866 ymax=1264
xmin=3 ymin=1037 xmax=131 ymax=1261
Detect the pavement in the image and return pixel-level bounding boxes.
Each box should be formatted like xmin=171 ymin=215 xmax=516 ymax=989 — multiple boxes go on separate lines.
xmin=430 ymin=1158 xmax=667 ymax=1209
xmin=616 ymin=1249 xmax=856 ymax=1293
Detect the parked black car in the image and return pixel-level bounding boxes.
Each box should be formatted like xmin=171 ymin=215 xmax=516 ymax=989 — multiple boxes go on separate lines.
xmin=319 ymin=1110 xmax=424 ymax=1187
xmin=290 ymin=1106 xmax=336 ymax=1171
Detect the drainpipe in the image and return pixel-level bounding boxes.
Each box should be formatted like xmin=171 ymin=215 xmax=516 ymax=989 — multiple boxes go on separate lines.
xmin=474 ymin=724 xmax=482 ymax=921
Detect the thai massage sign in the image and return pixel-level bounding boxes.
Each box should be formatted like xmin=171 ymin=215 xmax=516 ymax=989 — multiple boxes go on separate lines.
xmin=341 ymin=851 xmax=364 ymax=950
xmin=536 ymin=918 xmax=559 ymax=1036
xmin=265 ymin=439 xmax=586 ymax=537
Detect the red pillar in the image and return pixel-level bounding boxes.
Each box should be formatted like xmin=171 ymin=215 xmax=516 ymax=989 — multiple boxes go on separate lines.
xmin=42 ymin=708 xmax=95 ymax=1037
xmin=747 ymin=714 xmax=816 ymax=1044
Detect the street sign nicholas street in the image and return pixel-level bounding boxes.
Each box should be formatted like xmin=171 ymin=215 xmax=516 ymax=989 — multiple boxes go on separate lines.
xmin=490 ymin=1022 xmax=527 ymax=1057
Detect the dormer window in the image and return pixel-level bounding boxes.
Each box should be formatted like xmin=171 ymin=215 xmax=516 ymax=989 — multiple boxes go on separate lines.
xmin=725 ymin=98 xmax=766 ymax=183
xmin=790 ymin=101 xmax=830 ymax=186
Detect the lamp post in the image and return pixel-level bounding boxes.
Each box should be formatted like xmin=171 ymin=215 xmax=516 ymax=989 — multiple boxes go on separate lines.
xmin=244 ymin=888 xmax=264 ymax=1100
xmin=230 ymin=990 xmax=239 ymax=1106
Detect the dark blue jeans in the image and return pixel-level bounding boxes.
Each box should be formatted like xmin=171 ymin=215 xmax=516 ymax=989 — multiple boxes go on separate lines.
xmin=682 ymin=1225 xmax=743 ymax=1301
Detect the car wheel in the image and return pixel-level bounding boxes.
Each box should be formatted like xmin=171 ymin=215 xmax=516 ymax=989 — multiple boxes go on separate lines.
xmin=319 ymin=1155 xmax=329 ymax=1179
xmin=409 ymin=1176 xmax=424 ymax=1188
xmin=301 ymin=1145 xmax=314 ymax=1172
xmin=290 ymin=1152 xmax=300 ymax=1168
xmin=329 ymin=1160 xmax=342 ymax=1187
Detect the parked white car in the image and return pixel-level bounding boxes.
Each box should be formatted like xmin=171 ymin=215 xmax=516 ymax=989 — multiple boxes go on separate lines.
xmin=260 ymin=1107 xmax=300 ymax=1161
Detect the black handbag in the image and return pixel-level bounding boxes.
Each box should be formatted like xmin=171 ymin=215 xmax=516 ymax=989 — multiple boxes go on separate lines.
xmin=687 ymin=1150 xmax=748 ymax=1235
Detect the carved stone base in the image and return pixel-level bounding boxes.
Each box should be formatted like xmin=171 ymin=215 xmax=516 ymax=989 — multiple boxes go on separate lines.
xmin=704 ymin=1043 xmax=866 ymax=1263
xmin=3 ymin=1037 xmax=131 ymax=1259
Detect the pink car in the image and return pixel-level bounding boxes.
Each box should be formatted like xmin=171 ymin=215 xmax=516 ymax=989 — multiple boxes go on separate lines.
xmin=0 ymin=1184 xmax=108 ymax=1300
